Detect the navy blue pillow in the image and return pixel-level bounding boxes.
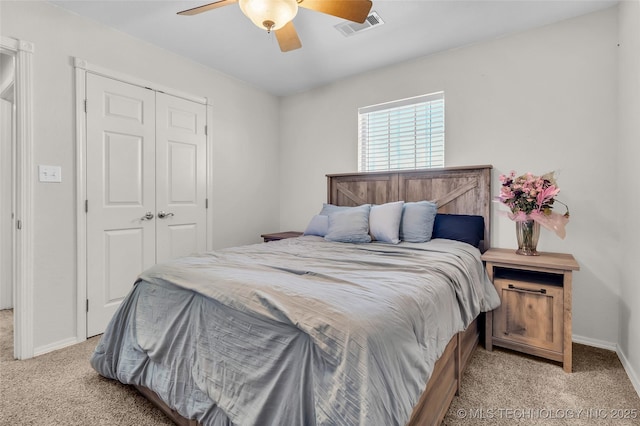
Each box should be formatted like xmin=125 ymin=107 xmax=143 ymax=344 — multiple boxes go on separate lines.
xmin=432 ymin=214 xmax=485 ymax=248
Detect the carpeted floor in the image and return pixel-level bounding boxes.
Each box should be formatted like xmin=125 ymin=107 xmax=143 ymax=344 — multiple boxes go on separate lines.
xmin=444 ymin=341 xmax=640 ymax=425
xmin=1 ymin=308 xmax=639 ymax=425
xmin=0 ymin=309 xmax=172 ymax=426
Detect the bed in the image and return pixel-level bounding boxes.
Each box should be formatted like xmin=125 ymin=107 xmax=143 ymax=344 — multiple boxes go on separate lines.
xmin=91 ymin=165 xmax=499 ymax=426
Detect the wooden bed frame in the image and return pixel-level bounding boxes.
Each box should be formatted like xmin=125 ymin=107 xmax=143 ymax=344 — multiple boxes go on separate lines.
xmin=136 ymin=165 xmax=493 ymax=426
xmin=328 ymin=165 xmax=492 ymax=425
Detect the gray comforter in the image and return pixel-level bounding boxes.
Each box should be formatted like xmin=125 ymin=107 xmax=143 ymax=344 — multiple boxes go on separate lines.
xmin=91 ymin=236 xmax=500 ymax=426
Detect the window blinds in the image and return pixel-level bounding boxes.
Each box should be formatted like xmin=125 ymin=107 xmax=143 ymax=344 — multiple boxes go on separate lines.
xmin=358 ymin=92 xmax=444 ymax=172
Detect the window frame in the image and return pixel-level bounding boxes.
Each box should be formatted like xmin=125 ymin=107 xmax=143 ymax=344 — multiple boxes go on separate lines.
xmin=357 ymin=91 xmax=445 ymax=172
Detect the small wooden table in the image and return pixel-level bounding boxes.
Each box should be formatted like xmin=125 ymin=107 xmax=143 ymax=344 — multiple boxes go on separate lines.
xmin=482 ymin=248 xmax=579 ymax=373
xmin=260 ymin=231 xmax=303 ymax=242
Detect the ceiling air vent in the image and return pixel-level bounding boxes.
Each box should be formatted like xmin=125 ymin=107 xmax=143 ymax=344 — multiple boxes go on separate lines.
xmin=335 ymin=11 xmax=384 ymax=37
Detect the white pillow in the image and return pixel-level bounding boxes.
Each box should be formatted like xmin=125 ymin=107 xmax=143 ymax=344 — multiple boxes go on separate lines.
xmin=369 ymin=201 xmax=404 ymax=244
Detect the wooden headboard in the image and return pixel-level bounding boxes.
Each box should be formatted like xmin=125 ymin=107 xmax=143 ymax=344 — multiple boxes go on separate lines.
xmin=326 ymin=165 xmax=492 ymax=249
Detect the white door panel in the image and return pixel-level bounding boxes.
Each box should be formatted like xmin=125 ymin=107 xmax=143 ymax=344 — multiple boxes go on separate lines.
xmin=167 ymin=224 xmax=198 ymax=260
xmin=103 ymin=228 xmax=145 ymax=303
xmin=103 ymin=90 xmax=145 ymax=122
xmin=86 ymin=75 xmax=207 ymax=337
xmin=168 ymin=142 xmax=197 ymax=203
xmin=156 ymin=93 xmax=206 ymax=263
xmin=86 ymin=74 xmax=156 ymax=337
xmin=104 ymin=132 xmax=144 ymax=205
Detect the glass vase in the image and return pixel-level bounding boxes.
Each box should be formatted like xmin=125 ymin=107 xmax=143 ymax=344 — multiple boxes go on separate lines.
xmin=515 ymin=219 xmax=540 ymax=256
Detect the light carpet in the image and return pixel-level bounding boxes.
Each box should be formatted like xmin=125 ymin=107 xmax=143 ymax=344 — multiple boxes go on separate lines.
xmin=1 ymin=309 xmax=638 ymax=425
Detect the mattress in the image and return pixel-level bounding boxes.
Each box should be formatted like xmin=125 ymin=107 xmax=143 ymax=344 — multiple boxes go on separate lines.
xmin=91 ymin=236 xmax=500 ymax=426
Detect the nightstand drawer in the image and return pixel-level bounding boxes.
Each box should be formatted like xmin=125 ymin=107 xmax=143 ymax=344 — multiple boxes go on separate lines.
xmin=493 ymin=278 xmax=564 ymax=353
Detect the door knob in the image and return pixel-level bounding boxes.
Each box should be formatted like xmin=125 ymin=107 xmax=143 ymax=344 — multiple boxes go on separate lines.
xmin=141 ymin=212 xmax=154 ymax=221
xmin=157 ymin=211 xmax=175 ymax=219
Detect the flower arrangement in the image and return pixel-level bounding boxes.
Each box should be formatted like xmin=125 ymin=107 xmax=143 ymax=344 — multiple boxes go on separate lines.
xmin=497 ymin=171 xmax=570 ymax=239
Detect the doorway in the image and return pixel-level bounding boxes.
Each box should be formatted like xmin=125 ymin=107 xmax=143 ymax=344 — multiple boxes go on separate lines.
xmin=0 ymin=36 xmax=34 ymax=360
xmin=0 ymin=51 xmax=15 ymax=355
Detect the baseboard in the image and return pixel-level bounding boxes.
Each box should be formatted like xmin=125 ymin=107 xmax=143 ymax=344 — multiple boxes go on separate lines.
xmin=572 ymin=334 xmax=617 ymax=351
xmin=616 ymin=347 xmax=640 ymax=398
xmin=33 ymin=336 xmax=81 ymax=357
xmin=573 ymin=334 xmax=640 ymax=398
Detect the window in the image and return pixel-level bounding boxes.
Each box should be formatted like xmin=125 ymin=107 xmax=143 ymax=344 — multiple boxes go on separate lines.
xmin=358 ymin=92 xmax=444 ymax=172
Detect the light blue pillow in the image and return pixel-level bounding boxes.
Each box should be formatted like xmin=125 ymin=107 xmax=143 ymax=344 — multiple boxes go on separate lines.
xmin=319 ymin=203 xmax=349 ymax=216
xmin=325 ymin=204 xmax=372 ymax=243
xmin=369 ymin=201 xmax=404 ymax=244
xmin=400 ymin=201 xmax=438 ymax=243
xmin=303 ymin=215 xmax=329 ymax=237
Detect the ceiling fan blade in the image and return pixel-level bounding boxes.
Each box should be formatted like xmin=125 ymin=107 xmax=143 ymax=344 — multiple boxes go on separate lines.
xmin=299 ymin=0 xmax=372 ymax=23
xmin=275 ymin=21 xmax=302 ymax=52
xmin=177 ymin=0 xmax=238 ymax=16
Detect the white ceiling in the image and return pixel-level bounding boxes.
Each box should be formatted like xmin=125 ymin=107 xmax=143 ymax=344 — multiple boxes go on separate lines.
xmin=50 ymin=0 xmax=618 ymax=96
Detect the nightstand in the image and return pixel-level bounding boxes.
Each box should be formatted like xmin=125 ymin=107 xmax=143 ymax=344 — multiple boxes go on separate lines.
xmin=260 ymin=231 xmax=303 ymax=242
xmin=482 ymin=248 xmax=580 ymax=373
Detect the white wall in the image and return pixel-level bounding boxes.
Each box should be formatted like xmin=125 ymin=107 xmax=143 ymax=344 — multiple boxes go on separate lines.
xmin=0 ymin=1 xmax=281 ymax=352
xmin=280 ymin=8 xmax=621 ymax=348
xmin=617 ymin=0 xmax=640 ymax=394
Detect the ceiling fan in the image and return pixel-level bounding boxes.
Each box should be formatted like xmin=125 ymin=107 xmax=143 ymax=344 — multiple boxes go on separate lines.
xmin=178 ymin=0 xmax=373 ymax=52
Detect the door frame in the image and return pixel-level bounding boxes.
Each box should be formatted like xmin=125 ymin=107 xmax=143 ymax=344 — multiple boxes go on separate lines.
xmin=1 ymin=36 xmax=35 ymax=360
xmin=74 ymin=58 xmax=213 ymax=341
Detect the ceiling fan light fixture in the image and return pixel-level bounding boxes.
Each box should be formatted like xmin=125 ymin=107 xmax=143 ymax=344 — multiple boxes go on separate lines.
xmin=239 ymin=0 xmax=299 ymax=32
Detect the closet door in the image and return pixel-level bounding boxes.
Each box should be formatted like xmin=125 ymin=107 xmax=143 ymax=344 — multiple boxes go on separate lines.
xmin=155 ymin=93 xmax=207 ymax=262
xmin=86 ymin=74 xmax=156 ymax=337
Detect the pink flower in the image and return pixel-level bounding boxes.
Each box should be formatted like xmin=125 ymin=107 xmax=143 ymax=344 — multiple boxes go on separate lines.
xmin=536 ymin=185 xmax=560 ymax=209
xmin=495 ymin=170 xmax=570 ymax=228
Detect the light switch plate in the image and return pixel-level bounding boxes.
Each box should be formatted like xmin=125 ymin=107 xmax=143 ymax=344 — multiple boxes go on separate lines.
xmin=39 ymin=165 xmax=62 ymax=183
